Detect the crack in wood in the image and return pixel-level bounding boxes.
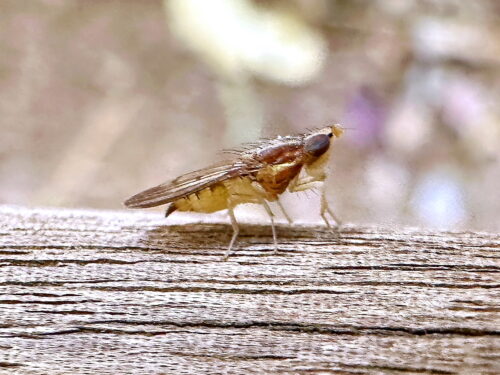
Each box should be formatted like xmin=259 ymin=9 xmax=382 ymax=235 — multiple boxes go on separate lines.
xmin=20 ymin=320 xmax=495 ymax=338
xmin=0 ymin=362 xmax=24 ymax=368
xmin=167 ymin=351 xmax=296 ymax=361
xmin=89 ymin=285 xmax=356 ymax=295
xmin=336 ymin=363 xmax=456 ymax=374
xmin=0 ymin=299 xmax=100 ymax=305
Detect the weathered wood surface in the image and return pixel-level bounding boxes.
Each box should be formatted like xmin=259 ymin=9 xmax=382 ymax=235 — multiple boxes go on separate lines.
xmin=0 ymin=205 xmax=499 ymax=375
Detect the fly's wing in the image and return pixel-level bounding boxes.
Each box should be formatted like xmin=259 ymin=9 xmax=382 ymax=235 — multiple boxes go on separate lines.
xmin=124 ymin=160 xmax=260 ymax=208
xmin=125 ymin=136 xmax=307 ymax=209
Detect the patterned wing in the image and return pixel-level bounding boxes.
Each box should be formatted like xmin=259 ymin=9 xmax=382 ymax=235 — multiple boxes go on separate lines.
xmin=124 ymin=160 xmax=260 ymax=208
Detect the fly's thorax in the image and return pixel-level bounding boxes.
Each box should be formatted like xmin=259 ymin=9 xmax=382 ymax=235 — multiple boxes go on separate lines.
xmin=255 ymin=143 xmax=303 ymax=165
xmin=256 ymin=161 xmax=304 ymax=197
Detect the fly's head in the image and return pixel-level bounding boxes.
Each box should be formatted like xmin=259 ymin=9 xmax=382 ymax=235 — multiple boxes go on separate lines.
xmin=303 ymin=125 xmax=343 ymax=159
xmin=301 ymin=124 xmax=343 ymax=179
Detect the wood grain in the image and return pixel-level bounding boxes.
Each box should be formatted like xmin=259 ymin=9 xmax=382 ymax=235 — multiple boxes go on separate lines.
xmin=0 ymin=205 xmax=499 ymax=374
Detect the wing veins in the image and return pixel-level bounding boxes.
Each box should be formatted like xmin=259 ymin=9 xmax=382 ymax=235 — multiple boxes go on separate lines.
xmin=124 ymin=160 xmax=260 ymax=208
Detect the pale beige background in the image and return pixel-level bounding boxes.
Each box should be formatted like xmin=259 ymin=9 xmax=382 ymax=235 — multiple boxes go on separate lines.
xmin=1 ymin=0 xmax=499 ymax=231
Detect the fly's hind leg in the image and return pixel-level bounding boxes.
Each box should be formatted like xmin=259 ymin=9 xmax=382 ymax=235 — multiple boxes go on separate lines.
xmin=223 ymin=206 xmax=239 ymax=261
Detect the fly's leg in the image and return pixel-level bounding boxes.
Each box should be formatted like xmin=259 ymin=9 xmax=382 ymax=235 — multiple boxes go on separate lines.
xmin=320 ymin=190 xmax=341 ymax=229
xmin=223 ymin=206 xmax=239 ymax=261
xmin=277 ymin=199 xmax=293 ymax=225
xmin=288 ymin=176 xmax=341 ymax=229
xmin=287 ymin=175 xmax=318 ymax=191
xmin=250 ymin=181 xmax=280 ymax=253
xmin=260 ymin=200 xmax=278 ymax=254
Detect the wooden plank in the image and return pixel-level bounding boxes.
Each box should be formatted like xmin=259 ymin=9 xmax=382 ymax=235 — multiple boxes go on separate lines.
xmin=0 ymin=205 xmax=499 ymax=374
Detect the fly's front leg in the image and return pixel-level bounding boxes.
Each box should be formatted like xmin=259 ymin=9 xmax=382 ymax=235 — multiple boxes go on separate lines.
xmin=288 ymin=175 xmax=341 ymax=229
xmin=287 ymin=175 xmax=318 ymax=192
xmin=320 ymin=191 xmax=342 ymax=229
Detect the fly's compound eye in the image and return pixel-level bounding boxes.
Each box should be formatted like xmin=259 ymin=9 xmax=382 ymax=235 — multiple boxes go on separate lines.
xmin=304 ymin=134 xmax=330 ymax=157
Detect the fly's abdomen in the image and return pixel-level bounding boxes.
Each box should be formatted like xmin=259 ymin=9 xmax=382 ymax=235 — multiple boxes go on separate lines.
xmin=172 ymin=176 xmax=267 ymax=213
xmin=174 ymin=183 xmax=229 ymax=213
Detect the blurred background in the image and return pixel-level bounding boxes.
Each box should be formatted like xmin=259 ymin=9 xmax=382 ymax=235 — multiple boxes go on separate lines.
xmin=1 ymin=0 xmax=499 ymax=231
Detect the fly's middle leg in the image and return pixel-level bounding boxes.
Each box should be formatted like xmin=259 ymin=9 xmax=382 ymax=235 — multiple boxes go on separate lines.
xmin=250 ymin=181 xmax=280 ymax=254
xmin=260 ymin=200 xmax=278 ymax=254
xmin=277 ymin=199 xmax=293 ymax=225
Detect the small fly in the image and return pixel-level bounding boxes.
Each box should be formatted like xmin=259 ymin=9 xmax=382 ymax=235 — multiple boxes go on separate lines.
xmin=124 ymin=125 xmax=344 ymax=259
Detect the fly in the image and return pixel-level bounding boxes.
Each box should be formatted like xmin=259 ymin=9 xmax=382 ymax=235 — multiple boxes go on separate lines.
xmin=124 ymin=125 xmax=344 ymax=260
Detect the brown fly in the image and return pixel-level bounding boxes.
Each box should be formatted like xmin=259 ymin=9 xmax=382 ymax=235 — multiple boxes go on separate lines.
xmin=124 ymin=125 xmax=344 ymax=259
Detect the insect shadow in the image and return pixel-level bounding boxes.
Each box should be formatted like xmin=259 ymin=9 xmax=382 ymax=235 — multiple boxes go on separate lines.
xmin=143 ymin=221 xmax=339 ymax=259
xmin=144 ymin=222 xmax=282 ymax=258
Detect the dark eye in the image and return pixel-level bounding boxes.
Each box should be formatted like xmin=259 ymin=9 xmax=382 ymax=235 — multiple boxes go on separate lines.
xmin=328 ymin=132 xmax=333 ymax=138
xmin=304 ymin=134 xmax=330 ymax=157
